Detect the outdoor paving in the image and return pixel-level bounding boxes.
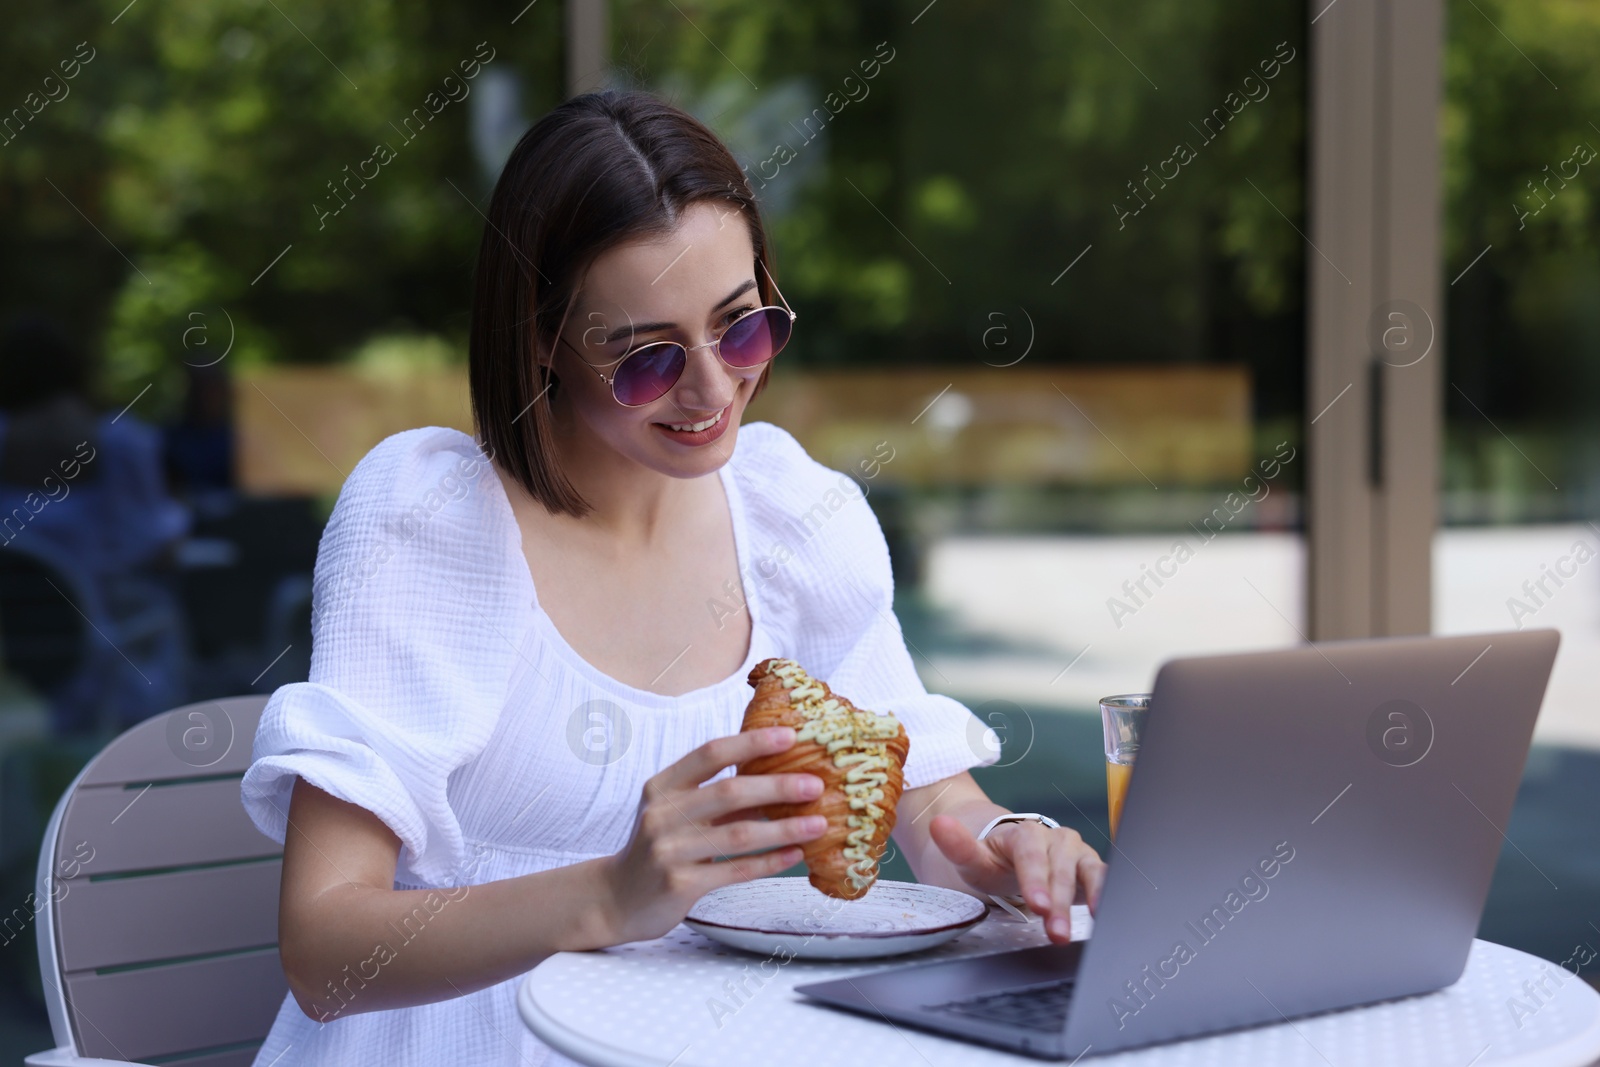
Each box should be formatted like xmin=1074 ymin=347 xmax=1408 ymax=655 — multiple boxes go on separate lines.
xmin=910 ymin=524 xmax=1600 ymax=751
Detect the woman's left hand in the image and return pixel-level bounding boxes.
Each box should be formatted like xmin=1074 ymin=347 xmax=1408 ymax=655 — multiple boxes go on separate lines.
xmin=927 ymin=815 xmax=1107 ymax=944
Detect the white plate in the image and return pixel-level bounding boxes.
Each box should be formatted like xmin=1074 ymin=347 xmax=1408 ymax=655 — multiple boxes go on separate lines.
xmin=683 ymin=878 xmax=988 ymax=960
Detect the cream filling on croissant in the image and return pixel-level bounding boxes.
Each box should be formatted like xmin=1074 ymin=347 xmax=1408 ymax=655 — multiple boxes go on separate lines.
xmin=767 ymin=658 xmax=902 ymax=892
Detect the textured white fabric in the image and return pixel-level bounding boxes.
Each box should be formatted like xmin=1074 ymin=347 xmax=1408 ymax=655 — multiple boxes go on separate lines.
xmin=240 ymin=419 xmax=1001 ymax=1067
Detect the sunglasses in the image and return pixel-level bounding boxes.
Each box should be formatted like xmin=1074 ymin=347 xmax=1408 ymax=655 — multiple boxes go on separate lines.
xmin=557 ymin=259 xmax=797 ymax=408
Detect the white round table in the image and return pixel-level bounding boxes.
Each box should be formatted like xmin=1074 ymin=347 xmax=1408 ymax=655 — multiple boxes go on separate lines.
xmin=519 ymin=905 xmax=1600 ymax=1066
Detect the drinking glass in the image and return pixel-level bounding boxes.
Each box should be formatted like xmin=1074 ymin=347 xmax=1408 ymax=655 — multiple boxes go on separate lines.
xmin=1099 ymin=693 xmax=1151 ymax=841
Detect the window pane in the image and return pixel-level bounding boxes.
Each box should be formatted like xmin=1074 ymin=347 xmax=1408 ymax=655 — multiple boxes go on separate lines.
xmin=1436 ymin=0 xmax=1600 ymax=974
xmin=1437 ymin=0 xmax=1600 ymax=750
xmin=613 ymin=0 xmax=1308 ymax=835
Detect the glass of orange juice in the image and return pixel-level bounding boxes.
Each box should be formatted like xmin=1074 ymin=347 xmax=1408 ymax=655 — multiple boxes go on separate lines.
xmin=1099 ymin=694 xmax=1150 ymax=841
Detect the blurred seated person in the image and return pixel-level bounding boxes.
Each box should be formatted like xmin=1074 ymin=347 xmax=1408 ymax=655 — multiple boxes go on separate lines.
xmin=163 ymin=360 xmax=237 ymax=515
xmin=0 ymin=313 xmax=191 ymax=734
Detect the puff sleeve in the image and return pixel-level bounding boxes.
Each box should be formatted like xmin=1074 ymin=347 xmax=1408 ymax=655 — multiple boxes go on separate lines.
xmin=239 ymin=427 xmax=535 ymax=887
xmin=754 ymin=425 xmax=1002 ymax=790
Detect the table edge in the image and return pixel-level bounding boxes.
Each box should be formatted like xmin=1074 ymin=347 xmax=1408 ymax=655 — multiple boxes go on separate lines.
xmin=517 ymin=936 xmax=1600 ymax=1067
xmin=518 ymin=975 xmax=662 ymax=1067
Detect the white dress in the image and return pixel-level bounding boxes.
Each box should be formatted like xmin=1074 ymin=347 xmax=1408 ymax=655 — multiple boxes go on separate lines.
xmin=240 ymin=419 xmax=1001 ymax=1066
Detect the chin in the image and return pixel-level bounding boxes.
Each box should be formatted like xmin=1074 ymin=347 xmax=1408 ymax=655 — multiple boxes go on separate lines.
xmin=647 ymin=411 xmax=739 ymax=475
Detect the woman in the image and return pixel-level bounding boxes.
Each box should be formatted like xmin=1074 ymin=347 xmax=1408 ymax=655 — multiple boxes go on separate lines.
xmin=241 ymin=88 xmax=1105 ymax=1066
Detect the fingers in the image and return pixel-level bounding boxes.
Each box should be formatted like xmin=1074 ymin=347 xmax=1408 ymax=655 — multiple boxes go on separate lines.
xmin=1080 ymin=848 xmax=1109 ymax=915
xmin=1031 ymin=831 xmax=1104 ymax=942
xmin=702 ymin=842 xmax=805 ymax=892
xmin=708 ymin=805 xmax=765 ymax=827
xmin=617 ymin=729 xmax=822 ymax=942
xmin=1005 ymin=825 xmax=1053 ymax=915
xmin=928 ymin=813 xmax=983 ymax=869
xmin=1045 ymin=835 xmax=1081 ymax=940
xmin=682 ymin=771 xmax=823 ymax=822
xmin=676 ymin=814 xmax=827 ymax=865
xmin=932 ymin=815 xmax=1025 ymax=896
xmin=949 ymin=820 xmax=1106 ymax=942
xmin=654 ymin=727 xmax=795 ymax=791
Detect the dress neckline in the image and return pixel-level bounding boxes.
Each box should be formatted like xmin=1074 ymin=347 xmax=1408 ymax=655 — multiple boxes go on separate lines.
xmin=495 ymin=446 xmax=763 ymax=710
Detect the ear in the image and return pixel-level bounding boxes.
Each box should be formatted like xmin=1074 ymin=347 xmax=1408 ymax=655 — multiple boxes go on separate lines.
xmin=532 ymin=331 xmax=556 ymax=371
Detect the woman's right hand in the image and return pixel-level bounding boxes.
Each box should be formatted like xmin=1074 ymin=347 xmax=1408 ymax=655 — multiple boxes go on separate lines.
xmin=597 ymin=726 xmax=827 ymax=945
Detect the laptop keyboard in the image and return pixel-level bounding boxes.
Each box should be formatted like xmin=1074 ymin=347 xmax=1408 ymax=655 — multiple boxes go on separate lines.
xmin=923 ymin=978 xmax=1077 ymax=1032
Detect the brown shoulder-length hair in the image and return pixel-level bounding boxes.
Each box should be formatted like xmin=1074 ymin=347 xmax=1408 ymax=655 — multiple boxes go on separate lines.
xmin=468 ymin=88 xmax=778 ymax=519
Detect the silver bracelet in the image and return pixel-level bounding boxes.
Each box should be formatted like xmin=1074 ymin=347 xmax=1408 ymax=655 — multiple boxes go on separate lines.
xmin=977 ymin=812 xmax=1061 ymax=842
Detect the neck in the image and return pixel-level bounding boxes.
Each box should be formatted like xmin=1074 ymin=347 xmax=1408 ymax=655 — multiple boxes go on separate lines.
xmin=535 ymin=396 xmax=709 ymax=551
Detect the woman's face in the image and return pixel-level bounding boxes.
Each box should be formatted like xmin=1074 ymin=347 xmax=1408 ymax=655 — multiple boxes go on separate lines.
xmin=542 ymin=199 xmax=768 ymax=481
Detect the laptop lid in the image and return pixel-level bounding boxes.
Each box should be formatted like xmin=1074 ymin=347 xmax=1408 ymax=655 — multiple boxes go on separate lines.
xmin=1060 ymin=628 xmax=1560 ymax=1057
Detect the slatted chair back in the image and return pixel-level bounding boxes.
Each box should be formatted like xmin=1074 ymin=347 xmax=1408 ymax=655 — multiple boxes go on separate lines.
xmin=31 ymin=695 xmax=286 ymax=1067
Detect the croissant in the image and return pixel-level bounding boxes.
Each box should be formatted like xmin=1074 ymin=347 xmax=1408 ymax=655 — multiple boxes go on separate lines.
xmin=736 ymin=657 xmax=910 ymax=899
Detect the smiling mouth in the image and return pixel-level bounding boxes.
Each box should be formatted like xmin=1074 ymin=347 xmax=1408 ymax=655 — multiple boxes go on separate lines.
xmin=657 ymin=407 xmax=727 ymax=432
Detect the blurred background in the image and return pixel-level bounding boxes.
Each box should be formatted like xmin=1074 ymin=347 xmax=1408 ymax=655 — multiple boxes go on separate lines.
xmin=0 ymin=0 xmax=1596 ymax=1058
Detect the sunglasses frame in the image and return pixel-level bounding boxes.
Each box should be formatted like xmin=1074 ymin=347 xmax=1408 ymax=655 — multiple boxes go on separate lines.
xmin=556 ymin=257 xmax=797 ymax=408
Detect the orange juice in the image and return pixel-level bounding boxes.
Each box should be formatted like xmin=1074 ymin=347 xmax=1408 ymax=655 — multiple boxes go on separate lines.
xmin=1106 ymin=760 xmax=1133 ymax=840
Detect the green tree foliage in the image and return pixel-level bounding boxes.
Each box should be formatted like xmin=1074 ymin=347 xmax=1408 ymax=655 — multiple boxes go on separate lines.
xmin=5 ymin=0 xmax=1311 ymax=422
xmin=609 ymin=0 xmax=1307 ymax=420
xmin=1442 ymin=0 xmax=1600 ymax=509
xmin=0 ymin=0 xmax=563 ymax=417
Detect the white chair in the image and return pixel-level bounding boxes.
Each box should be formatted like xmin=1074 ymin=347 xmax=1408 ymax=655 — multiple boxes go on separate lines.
xmin=26 ymin=695 xmax=286 ymax=1066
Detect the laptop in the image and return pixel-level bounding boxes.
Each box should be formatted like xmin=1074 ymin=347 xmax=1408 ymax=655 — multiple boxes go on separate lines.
xmin=795 ymin=628 xmax=1562 ymax=1059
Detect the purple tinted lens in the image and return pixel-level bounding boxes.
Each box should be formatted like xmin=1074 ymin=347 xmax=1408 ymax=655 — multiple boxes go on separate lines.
xmin=614 ymin=343 xmax=686 ymax=406
xmin=720 ymin=308 xmax=791 ymax=367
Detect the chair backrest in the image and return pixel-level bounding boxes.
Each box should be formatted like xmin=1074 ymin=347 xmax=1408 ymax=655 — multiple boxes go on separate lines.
xmin=35 ymin=695 xmax=286 ymax=1067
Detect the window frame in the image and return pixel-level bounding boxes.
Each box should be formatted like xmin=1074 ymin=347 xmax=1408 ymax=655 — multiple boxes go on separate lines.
xmin=1306 ymin=0 xmax=1444 ymax=639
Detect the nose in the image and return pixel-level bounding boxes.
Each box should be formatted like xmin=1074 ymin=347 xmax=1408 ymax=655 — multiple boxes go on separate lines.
xmin=669 ymin=336 xmax=743 ymax=411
